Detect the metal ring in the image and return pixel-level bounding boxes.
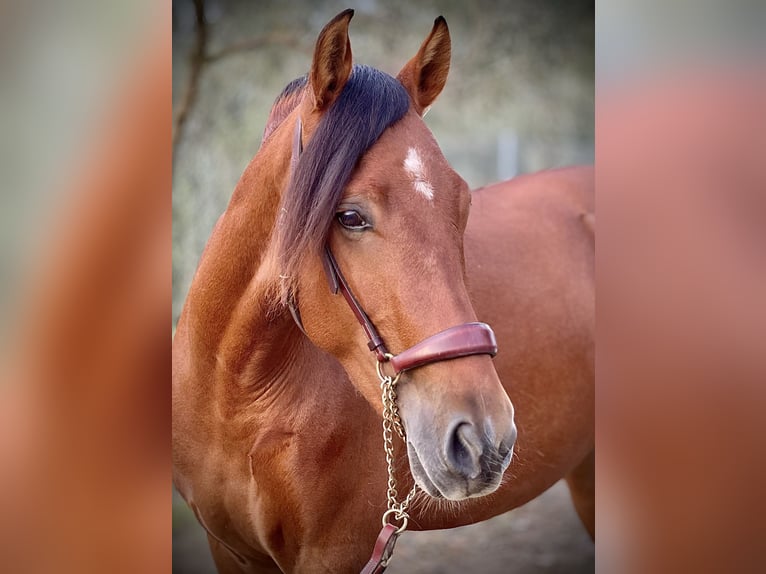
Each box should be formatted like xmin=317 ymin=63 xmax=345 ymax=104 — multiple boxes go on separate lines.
xmin=381 ymin=508 xmax=409 ymax=534
xmin=375 ymin=359 xmax=386 ymax=381
xmin=376 ymin=356 xmax=400 ymax=385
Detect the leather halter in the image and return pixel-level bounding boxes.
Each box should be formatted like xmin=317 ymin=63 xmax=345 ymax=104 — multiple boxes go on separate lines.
xmin=287 ymin=118 xmax=498 ymax=375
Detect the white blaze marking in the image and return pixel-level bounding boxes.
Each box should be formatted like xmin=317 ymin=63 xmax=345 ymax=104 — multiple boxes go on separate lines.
xmin=403 ymin=147 xmax=434 ymax=201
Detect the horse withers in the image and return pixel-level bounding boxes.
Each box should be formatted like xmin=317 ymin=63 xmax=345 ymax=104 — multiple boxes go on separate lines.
xmin=173 ymin=9 xmax=593 ymax=573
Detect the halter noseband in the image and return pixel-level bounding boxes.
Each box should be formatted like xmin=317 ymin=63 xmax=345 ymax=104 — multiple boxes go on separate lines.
xmin=287 ymin=118 xmax=498 ymax=375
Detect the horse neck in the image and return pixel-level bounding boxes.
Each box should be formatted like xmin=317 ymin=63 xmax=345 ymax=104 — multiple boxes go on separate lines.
xmin=179 ymin=118 xmax=315 ymax=402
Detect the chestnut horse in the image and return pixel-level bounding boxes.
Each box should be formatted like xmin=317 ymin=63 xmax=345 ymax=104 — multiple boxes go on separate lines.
xmin=173 ymin=10 xmax=594 ymax=573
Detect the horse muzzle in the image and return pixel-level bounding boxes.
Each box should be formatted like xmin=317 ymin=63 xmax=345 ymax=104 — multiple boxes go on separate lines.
xmin=405 ymin=412 xmax=517 ymax=500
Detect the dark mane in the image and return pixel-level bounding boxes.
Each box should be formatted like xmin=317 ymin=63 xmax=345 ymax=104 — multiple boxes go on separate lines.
xmin=273 ymin=65 xmax=410 ymax=298
xmin=262 ymin=75 xmax=307 ymax=143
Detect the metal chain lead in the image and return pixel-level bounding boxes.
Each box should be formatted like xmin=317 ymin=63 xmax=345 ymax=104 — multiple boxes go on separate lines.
xmin=377 ymin=359 xmax=418 ymax=533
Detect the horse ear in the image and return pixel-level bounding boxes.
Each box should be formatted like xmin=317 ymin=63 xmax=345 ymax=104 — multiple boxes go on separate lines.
xmin=309 ymin=9 xmax=354 ymax=112
xmin=397 ymin=16 xmax=451 ymax=116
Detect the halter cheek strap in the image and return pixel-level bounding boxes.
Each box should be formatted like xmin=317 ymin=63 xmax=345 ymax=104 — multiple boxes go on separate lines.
xmin=287 ymin=117 xmax=498 ymax=375
xmin=323 ymin=248 xmax=388 ymax=361
xmin=322 ymin=248 xmax=497 ymax=373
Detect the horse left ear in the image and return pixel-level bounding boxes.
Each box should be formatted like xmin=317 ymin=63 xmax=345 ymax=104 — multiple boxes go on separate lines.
xmin=397 ymin=16 xmax=451 ymax=116
xmin=310 ymin=9 xmax=354 ymax=112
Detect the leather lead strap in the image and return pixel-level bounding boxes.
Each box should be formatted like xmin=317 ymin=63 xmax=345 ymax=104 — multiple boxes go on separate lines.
xmin=359 ymin=524 xmax=399 ymax=574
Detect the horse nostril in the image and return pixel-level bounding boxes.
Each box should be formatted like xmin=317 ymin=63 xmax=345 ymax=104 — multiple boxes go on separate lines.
xmin=445 ymin=422 xmax=483 ymax=479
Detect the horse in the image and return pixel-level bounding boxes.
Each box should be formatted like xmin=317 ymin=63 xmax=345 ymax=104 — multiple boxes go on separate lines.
xmin=173 ymin=10 xmax=594 ymax=573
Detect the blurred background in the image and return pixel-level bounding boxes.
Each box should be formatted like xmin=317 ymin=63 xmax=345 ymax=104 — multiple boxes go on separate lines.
xmin=172 ymin=0 xmax=594 ymax=326
xmin=172 ymin=0 xmax=594 ymax=572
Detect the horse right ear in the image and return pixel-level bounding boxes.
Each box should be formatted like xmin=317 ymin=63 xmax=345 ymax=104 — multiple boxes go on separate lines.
xmin=397 ymin=16 xmax=451 ymax=116
xmin=309 ymin=9 xmax=354 ymax=112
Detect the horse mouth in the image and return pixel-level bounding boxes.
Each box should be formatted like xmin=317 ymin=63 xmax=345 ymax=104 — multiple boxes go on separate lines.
xmin=406 ymin=437 xmax=512 ymax=501
xmin=406 ymin=441 xmax=445 ymax=498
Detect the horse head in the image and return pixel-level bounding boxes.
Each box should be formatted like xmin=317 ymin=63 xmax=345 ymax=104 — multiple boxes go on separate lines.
xmin=265 ymin=10 xmax=516 ymax=501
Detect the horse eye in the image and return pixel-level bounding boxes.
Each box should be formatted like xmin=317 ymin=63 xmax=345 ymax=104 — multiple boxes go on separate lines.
xmin=336 ymin=210 xmax=369 ymax=230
